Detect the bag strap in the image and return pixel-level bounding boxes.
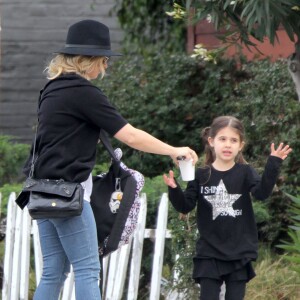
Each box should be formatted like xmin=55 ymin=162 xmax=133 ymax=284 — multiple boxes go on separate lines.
xmin=29 ymin=89 xmax=45 ymax=178
xmin=99 ymin=130 xmax=118 ymax=161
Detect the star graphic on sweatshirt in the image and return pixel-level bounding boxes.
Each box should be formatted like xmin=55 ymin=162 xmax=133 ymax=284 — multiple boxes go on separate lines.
xmin=204 ymin=180 xmax=242 ymax=220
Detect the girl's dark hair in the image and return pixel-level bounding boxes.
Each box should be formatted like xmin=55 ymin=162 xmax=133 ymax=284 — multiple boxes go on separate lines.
xmin=201 ymin=116 xmax=247 ymax=166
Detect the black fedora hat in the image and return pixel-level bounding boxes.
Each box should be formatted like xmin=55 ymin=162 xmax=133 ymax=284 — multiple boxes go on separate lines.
xmin=55 ymin=20 xmax=122 ymax=57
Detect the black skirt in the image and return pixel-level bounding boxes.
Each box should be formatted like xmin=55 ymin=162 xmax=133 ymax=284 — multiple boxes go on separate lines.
xmin=193 ymin=257 xmax=256 ymax=283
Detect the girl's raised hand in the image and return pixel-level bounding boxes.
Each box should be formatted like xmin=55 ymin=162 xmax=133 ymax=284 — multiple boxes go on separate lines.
xmin=163 ymin=170 xmax=177 ymax=188
xmin=270 ymin=143 xmax=292 ymax=160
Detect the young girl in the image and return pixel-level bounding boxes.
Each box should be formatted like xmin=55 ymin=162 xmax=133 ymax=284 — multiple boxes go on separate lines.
xmin=163 ymin=116 xmax=292 ymax=300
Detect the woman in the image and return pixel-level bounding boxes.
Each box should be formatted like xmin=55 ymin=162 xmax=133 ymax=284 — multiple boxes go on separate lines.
xmin=25 ymin=19 xmax=198 ymax=300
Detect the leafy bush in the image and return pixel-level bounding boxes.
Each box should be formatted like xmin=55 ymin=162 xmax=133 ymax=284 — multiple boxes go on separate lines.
xmin=277 ymin=193 xmax=300 ymax=274
xmin=98 ymin=54 xmax=299 ymax=246
xmin=0 ymin=183 xmax=22 ymax=216
xmin=232 ymin=59 xmax=300 ymax=246
xmin=113 ymin=0 xmax=186 ymax=55
xmin=0 ymin=135 xmax=29 ymax=216
xmin=100 ymin=55 xmax=299 ymax=176
xmin=97 ymin=53 xmax=300 ymax=295
xmin=0 ymin=136 xmax=30 ymax=186
xmin=99 ymin=54 xmax=245 ymax=176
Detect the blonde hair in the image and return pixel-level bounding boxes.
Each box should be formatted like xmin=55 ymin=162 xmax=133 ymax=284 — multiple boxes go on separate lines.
xmin=45 ymin=54 xmax=107 ymax=80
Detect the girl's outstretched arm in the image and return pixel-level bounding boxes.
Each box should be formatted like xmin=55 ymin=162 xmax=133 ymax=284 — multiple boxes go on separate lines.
xmin=270 ymin=143 xmax=292 ymax=160
xmin=163 ymin=170 xmax=198 ymax=213
xmin=250 ymin=143 xmax=291 ymax=200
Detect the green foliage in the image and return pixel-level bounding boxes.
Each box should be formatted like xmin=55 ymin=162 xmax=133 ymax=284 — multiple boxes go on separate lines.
xmin=99 ymin=53 xmax=246 ymax=177
xmin=245 ymin=253 xmax=300 ymax=299
xmin=142 ymin=176 xmax=168 ymax=228
xmin=277 ymin=193 xmax=300 ymax=274
xmin=100 ymin=54 xmax=299 ymax=175
xmin=0 ymin=136 xmax=30 ymax=186
xmin=113 ymin=0 xmax=186 ymax=55
xmin=167 ymin=205 xmax=199 ymax=298
xmin=0 ymin=135 xmax=29 ymax=215
xmin=97 ymin=54 xmax=300 ymax=292
xmin=0 ymin=183 xmax=22 ymax=216
xmin=234 ymin=59 xmax=299 ymax=165
xmin=232 ymin=59 xmax=300 ymax=245
xmin=92 ymin=162 xmax=111 ymax=176
xmin=98 ymin=52 xmax=299 ymax=247
xmin=252 ymin=200 xmax=272 ymax=242
xmin=252 ymin=200 xmax=271 ymax=224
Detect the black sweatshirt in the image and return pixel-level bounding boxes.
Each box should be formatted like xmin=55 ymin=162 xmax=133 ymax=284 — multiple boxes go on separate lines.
xmin=24 ymin=73 xmax=127 ymax=182
xmin=168 ymin=156 xmax=282 ymax=261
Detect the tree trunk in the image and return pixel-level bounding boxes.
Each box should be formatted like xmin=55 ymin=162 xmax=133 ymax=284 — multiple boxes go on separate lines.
xmin=288 ymin=40 xmax=300 ymax=102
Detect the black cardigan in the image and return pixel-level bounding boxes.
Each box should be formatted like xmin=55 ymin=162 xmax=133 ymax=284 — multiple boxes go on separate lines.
xmin=24 ymin=73 xmax=127 ymax=182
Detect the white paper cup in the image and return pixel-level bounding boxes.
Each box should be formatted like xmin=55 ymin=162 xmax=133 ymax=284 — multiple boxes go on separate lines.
xmin=178 ymin=159 xmax=195 ymax=181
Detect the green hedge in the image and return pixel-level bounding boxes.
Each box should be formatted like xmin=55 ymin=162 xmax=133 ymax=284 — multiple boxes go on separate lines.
xmin=0 ymin=136 xmax=30 ymax=186
xmin=277 ymin=194 xmax=300 ymax=275
xmin=99 ymin=54 xmax=246 ymax=176
xmin=0 ymin=136 xmax=29 ymax=215
xmin=113 ymin=0 xmax=186 ymax=55
xmin=99 ymin=55 xmax=298 ymax=174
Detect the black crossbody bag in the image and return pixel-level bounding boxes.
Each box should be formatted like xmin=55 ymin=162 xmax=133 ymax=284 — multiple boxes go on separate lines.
xmin=15 ymin=90 xmax=84 ymax=219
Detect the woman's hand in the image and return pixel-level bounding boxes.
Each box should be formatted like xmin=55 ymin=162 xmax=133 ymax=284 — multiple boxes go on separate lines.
xmin=270 ymin=143 xmax=292 ymax=160
xmin=163 ymin=170 xmax=177 ymax=188
xmin=171 ymin=147 xmax=198 ymax=166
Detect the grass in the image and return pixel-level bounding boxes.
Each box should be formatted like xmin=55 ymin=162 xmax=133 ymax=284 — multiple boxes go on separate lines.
xmin=245 ymin=252 xmax=300 ymax=300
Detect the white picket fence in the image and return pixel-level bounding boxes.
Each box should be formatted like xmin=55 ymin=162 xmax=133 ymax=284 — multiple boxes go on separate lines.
xmin=0 ymin=192 xmax=226 ymax=300
xmin=0 ymin=192 xmax=176 ymax=300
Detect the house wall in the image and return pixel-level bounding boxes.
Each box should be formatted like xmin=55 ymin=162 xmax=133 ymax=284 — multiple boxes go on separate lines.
xmin=0 ymin=0 xmax=123 ymax=143
xmin=187 ymin=20 xmax=295 ymax=61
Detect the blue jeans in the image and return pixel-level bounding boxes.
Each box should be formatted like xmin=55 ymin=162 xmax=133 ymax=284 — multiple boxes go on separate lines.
xmin=33 ymin=200 xmax=101 ymax=300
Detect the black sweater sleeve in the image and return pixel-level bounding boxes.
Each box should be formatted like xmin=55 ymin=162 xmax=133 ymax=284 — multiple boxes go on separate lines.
xmin=168 ymin=179 xmax=198 ymax=214
xmin=248 ymin=156 xmax=282 ymax=200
